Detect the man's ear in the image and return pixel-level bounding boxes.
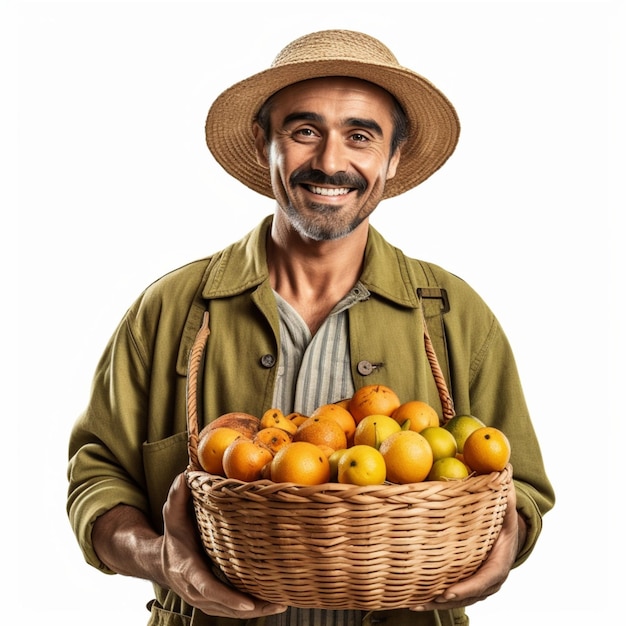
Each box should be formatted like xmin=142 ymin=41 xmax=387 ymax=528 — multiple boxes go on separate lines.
xmin=385 ymin=147 xmax=402 ymax=181
xmin=252 ymin=122 xmax=269 ymax=167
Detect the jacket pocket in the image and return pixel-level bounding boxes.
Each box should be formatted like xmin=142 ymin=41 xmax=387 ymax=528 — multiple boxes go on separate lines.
xmin=143 ymin=431 xmax=189 ymax=530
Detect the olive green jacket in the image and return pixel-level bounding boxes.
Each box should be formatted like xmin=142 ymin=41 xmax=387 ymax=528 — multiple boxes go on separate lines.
xmin=67 ymin=215 xmax=554 ymax=625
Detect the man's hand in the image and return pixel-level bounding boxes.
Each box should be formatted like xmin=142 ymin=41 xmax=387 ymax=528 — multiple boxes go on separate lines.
xmin=161 ymin=473 xmax=287 ymax=618
xmin=93 ymin=473 xmax=287 ymax=619
xmin=412 ymin=485 xmax=523 ymax=611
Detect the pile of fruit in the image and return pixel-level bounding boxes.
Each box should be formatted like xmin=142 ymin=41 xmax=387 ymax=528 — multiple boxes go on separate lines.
xmin=196 ymin=384 xmax=511 ymax=486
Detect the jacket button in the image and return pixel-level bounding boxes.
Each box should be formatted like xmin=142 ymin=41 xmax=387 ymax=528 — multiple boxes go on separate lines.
xmin=357 ymin=360 xmax=374 ymax=375
xmin=260 ymin=354 xmax=276 ymax=368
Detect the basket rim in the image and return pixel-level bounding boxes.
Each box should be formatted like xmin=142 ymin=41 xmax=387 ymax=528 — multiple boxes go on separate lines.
xmin=186 ymin=462 xmax=512 ymax=500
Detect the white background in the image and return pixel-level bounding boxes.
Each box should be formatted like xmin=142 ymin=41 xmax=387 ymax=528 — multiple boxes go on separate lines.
xmin=12 ymin=1 xmax=623 ymax=624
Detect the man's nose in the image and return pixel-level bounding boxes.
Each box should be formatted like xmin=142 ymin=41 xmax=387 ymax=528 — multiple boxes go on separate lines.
xmin=311 ymin=134 xmax=347 ymax=175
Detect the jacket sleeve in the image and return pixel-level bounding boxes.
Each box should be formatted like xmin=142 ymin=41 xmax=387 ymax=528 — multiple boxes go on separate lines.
xmin=470 ymin=318 xmax=554 ymax=566
xmin=438 ymin=271 xmax=555 ymax=567
xmin=66 ymin=306 xmax=153 ymax=572
xmin=66 ymin=259 xmax=211 ymax=572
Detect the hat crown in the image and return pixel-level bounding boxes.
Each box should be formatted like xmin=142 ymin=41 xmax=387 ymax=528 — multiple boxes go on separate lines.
xmin=272 ymin=30 xmax=400 ymax=68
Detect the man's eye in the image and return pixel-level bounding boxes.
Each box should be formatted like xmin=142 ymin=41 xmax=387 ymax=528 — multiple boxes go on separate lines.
xmin=294 ymin=128 xmax=316 ymax=137
xmin=350 ymin=133 xmax=369 ymax=143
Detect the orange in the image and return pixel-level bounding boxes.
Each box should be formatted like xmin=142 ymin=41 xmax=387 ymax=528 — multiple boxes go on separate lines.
xmin=348 ymin=384 xmax=401 ymax=424
xmin=286 ymin=412 xmax=309 ymax=427
xmin=293 ymin=416 xmax=347 ymax=451
xmin=222 ymin=438 xmax=273 ymax=482
xmin=353 ymin=414 xmax=401 ymax=449
xmin=334 ymin=398 xmax=352 ymax=411
xmin=270 ymin=441 xmax=331 ymax=485
xmin=310 ymin=403 xmax=357 ymax=444
xmin=316 ymin=444 xmax=337 ymax=458
xmin=260 ymin=408 xmax=298 ymax=435
xmin=391 ymin=400 xmax=440 ymax=432
xmin=253 ymin=427 xmax=293 ymax=455
xmin=427 ymin=456 xmax=470 ymax=481
xmin=260 ymin=461 xmax=273 ymax=480
xmin=455 ymin=453 xmax=472 ymax=472
xmin=462 ymin=426 xmax=511 ymax=474
xmin=378 ymin=430 xmax=433 ymax=484
xmin=197 ymin=426 xmax=243 ymax=475
xmin=337 ymin=445 xmax=386 ymax=486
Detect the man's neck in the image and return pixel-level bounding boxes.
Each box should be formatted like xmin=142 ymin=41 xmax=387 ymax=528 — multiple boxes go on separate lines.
xmin=267 ymin=217 xmax=368 ymax=334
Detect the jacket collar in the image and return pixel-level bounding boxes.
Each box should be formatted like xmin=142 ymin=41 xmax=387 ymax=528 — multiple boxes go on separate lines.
xmin=202 ymin=216 xmax=272 ymax=299
xmin=202 ymin=214 xmax=420 ymax=309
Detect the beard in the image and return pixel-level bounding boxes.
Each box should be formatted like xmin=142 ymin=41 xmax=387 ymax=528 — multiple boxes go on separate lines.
xmin=283 ymin=202 xmax=366 ymax=241
xmin=285 ymin=169 xmax=369 ymax=241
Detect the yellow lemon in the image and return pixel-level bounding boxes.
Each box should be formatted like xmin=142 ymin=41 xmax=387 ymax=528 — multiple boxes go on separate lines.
xmin=337 ymin=445 xmax=386 ymax=486
xmin=353 ymin=414 xmax=402 ymax=449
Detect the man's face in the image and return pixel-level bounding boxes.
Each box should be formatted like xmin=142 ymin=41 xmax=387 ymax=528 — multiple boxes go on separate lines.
xmin=253 ymin=77 xmax=401 ymax=241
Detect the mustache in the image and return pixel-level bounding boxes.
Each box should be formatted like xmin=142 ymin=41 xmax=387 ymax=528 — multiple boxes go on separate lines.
xmin=290 ymin=169 xmax=367 ymax=192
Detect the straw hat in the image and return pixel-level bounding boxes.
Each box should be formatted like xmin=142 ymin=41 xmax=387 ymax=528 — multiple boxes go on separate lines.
xmin=205 ymin=30 xmax=460 ymax=199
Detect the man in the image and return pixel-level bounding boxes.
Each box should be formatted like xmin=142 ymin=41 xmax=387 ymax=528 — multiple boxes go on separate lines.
xmin=67 ymin=30 xmax=555 ymax=626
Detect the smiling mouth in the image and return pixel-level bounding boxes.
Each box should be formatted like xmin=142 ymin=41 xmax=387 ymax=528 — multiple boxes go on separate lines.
xmin=306 ymin=185 xmax=352 ymax=196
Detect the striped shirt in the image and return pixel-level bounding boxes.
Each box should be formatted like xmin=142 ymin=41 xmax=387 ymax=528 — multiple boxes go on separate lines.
xmin=268 ymin=281 xmax=371 ymax=626
xmin=271 ymin=282 xmax=371 ymax=416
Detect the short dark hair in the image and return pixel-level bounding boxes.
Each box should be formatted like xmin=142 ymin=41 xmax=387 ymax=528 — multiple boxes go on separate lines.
xmin=255 ymin=82 xmax=409 ymax=157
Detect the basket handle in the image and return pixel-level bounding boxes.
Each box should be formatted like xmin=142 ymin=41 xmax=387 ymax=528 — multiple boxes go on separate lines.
xmin=420 ymin=303 xmax=455 ymax=423
xmin=186 ymin=310 xmax=211 ymax=470
xmin=185 ymin=302 xmax=455 ymax=463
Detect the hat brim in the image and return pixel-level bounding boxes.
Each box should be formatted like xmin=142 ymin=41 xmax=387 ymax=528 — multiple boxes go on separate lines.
xmin=205 ymin=59 xmax=460 ymax=199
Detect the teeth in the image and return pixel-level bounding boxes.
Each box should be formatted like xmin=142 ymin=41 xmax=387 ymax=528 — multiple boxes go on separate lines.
xmin=308 ymin=186 xmax=350 ymax=196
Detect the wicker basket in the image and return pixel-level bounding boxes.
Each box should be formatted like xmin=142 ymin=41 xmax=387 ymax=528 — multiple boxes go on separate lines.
xmin=185 ymin=311 xmax=512 ymax=610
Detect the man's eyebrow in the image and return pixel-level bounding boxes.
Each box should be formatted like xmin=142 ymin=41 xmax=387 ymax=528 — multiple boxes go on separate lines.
xmin=282 ymin=112 xmax=384 ymax=137
xmin=344 ymin=117 xmax=384 ymax=137
xmin=282 ymin=112 xmax=323 ymax=125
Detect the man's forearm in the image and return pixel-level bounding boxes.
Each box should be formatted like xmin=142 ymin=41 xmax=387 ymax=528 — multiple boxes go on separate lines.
xmin=92 ymin=504 xmax=165 ymax=585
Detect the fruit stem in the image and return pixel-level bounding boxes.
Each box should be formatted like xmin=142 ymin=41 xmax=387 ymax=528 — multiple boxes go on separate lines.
xmin=374 ymin=425 xmax=381 ymax=450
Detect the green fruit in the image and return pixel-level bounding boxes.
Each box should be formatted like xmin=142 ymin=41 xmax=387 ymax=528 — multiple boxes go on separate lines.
xmin=443 ymin=415 xmax=485 ymax=453
xmin=420 ymin=426 xmax=457 ymax=461
xmin=427 ymin=457 xmax=470 ymax=481
xmin=328 ymin=449 xmax=349 ymax=481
